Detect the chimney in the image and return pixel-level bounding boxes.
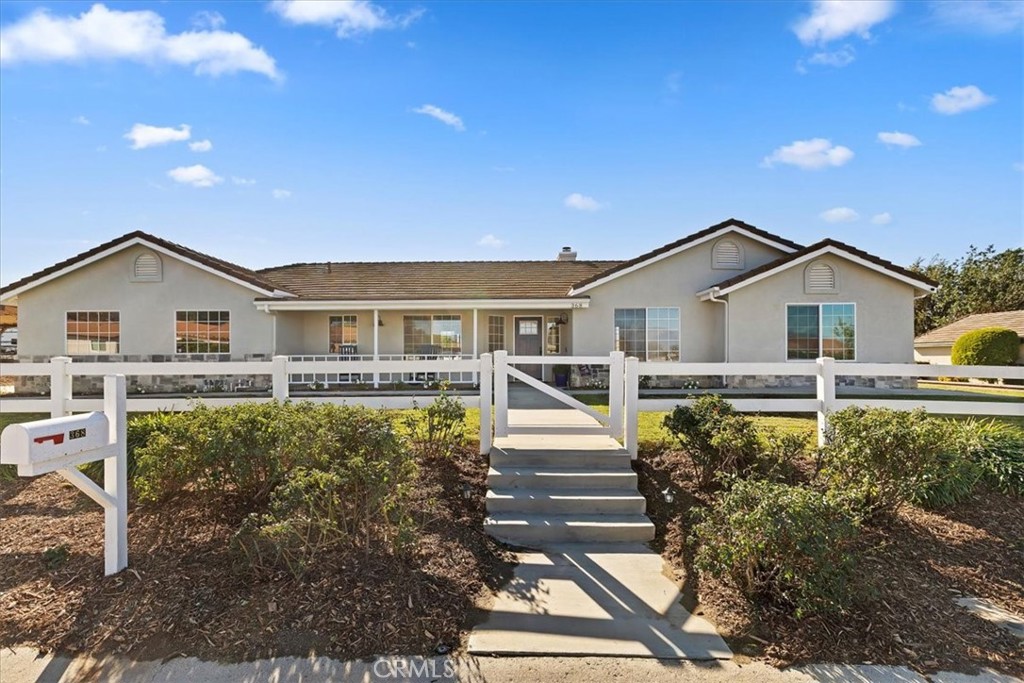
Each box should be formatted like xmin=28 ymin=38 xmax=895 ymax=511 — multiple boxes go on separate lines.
xmin=557 ymin=246 xmax=577 ymax=262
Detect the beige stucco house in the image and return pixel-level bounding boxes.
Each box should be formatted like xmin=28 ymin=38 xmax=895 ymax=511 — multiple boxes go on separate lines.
xmin=914 ymin=310 xmax=1024 ymax=365
xmin=0 ymin=219 xmax=937 ymax=390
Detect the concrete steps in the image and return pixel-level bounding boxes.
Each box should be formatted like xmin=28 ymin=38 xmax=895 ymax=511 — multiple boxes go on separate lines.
xmin=484 ymin=435 xmax=655 ymax=548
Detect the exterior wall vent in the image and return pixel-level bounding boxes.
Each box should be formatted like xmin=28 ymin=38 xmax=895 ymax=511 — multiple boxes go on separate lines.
xmin=132 ymin=252 xmax=162 ymax=282
xmin=712 ymin=239 xmax=743 ymax=269
xmin=805 ymin=261 xmax=837 ymax=293
xmin=558 ymin=246 xmax=578 ymax=261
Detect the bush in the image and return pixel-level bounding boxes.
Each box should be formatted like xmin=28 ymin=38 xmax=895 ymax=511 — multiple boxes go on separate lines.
xmin=664 ymin=396 xmax=759 ymax=489
xmin=951 ymin=327 xmax=1020 ymax=367
xmin=406 ymin=384 xmax=466 ymax=458
xmin=694 ymin=479 xmax=859 ymax=618
xmin=913 ymin=447 xmax=983 ymax=509
xmin=817 ymin=407 xmax=945 ymax=516
xmin=757 ymin=428 xmax=810 ymax=483
xmin=951 ymin=419 xmax=1024 ymax=496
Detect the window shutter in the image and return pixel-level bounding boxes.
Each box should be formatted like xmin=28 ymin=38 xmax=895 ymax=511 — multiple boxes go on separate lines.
xmin=134 ymin=253 xmax=160 ymax=279
xmin=807 ymin=263 xmax=835 ymax=291
xmin=712 ymin=240 xmax=742 ymax=269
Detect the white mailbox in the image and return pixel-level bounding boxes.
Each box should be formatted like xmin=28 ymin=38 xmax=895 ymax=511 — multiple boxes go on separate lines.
xmin=1 ymin=412 xmax=115 ymax=476
xmin=0 ymin=374 xmax=129 ymax=576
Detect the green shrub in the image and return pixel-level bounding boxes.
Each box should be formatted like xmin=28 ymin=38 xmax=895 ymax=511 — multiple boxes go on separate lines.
xmin=80 ymin=410 xmax=177 ymax=483
xmin=951 ymin=327 xmax=1020 ymax=367
xmin=694 ymin=479 xmax=859 ymax=618
xmin=664 ymin=396 xmax=757 ymax=489
xmin=406 ymin=384 xmax=466 ymax=458
xmin=913 ymin=448 xmax=983 ymax=509
xmin=951 ymin=419 xmax=1024 ymax=496
xmin=817 ymin=407 xmax=945 ymax=516
xmin=757 ymin=428 xmax=810 ymax=483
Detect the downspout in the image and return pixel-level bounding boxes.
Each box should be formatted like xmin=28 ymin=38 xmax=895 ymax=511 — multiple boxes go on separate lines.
xmin=707 ymin=287 xmax=728 ymax=387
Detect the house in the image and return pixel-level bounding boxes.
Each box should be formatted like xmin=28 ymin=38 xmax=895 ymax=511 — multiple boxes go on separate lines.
xmin=0 ymin=219 xmax=937 ymax=392
xmin=914 ymin=310 xmax=1024 ymax=365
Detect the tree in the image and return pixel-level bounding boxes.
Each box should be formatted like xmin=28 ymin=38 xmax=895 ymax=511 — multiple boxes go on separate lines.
xmin=910 ymin=246 xmax=1024 ymax=336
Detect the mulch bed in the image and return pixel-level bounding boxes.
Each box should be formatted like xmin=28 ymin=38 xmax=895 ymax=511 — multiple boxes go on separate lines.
xmin=0 ymin=448 xmax=514 ymax=661
xmin=636 ymin=446 xmax=1024 ymax=678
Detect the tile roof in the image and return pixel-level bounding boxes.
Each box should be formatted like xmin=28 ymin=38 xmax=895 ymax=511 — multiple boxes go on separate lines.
xmin=570 ymin=218 xmax=804 ymax=291
xmin=915 ymin=310 xmax=1024 ymax=345
xmin=0 ymin=231 xmax=283 ymax=297
xmin=705 ymin=238 xmax=939 ymax=292
xmin=257 ymin=260 xmax=622 ymax=300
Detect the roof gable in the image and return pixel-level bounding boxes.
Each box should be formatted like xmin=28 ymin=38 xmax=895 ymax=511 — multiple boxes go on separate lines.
xmin=569 ymin=219 xmax=802 ymax=295
xmin=698 ymin=238 xmax=939 ymax=298
xmin=0 ymin=231 xmax=289 ymax=302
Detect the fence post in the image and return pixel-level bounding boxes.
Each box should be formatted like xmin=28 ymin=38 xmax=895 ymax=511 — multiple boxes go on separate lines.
xmin=272 ymin=355 xmax=289 ymax=402
xmin=494 ymin=350 xmax=509 ymax=438
xmin=479 ymin=353 xmax=493 ymax=455
xmin=608 ymin=351 xmax=625 ymax=440
xmin=624 ymin=356 xmax=639 ymax=459
xmin=103 ymin=375 xmax=128 ymax=575
xmin=50 ymin=356 xmax=72 ymax=418
xmin=816 ymin=356 xmax=836 ymax=447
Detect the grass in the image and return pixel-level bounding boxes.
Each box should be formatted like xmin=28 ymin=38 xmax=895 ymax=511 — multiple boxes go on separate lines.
xmin=920 ymin=381 xmax=1024 ymax=398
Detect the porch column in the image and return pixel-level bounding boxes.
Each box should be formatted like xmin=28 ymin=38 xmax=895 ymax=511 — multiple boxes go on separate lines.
xmin=373 ymin=308 xmax=380 ymax=389
xmin=472 ymin=308 xmax=479 ymax=385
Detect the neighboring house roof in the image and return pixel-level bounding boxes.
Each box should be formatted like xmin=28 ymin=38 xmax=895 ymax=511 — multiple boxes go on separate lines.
xmin=257 ymin=260 xmax=623 ymax=301
xmin=0 ymin=230 xmax=287 ymax=301
xmin=569 ymin=218 xmax=803 ymax=294
xmin=697 ymin=238 xmax=939 ymax=297
xmin=915 ymin=310 xmax=1024 ymax=347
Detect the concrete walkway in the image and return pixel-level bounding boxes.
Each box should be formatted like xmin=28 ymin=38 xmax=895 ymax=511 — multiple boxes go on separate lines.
xmin=468 ymin=544 xmax=731 ymax=659
xmin=4 ymin=647 xmax=1020 ymax=683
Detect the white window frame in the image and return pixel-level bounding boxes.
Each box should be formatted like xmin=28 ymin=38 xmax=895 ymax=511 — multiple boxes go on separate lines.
xmin=328 ymin=314 xmax=358 ymax=352
xmin=612 ymin=306 xmax=681 ymax=362
xmin=402 ymin=314 xmax=463 ymax=357
xmin=784 ymin=302 xmax=857 ymax=362
xmin=487 ymin=315 xmax=506 ymax=353
xmin=174 ymin=309 xmax=232 ymax=355
xmin=65 ymin=310 xmax=121 ymax=355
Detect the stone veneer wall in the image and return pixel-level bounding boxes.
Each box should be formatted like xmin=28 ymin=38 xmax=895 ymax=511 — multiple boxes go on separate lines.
xmin=11 ymin=354 xmax=273 ymax=396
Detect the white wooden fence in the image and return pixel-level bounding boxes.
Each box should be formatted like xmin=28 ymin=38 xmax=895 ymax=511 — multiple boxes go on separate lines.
xmin=2 ymin=355 xmax=1021 ymax=458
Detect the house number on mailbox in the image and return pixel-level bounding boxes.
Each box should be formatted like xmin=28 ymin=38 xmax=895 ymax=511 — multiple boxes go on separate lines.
xmin=69 ymin=428 xmax=87 ymax=440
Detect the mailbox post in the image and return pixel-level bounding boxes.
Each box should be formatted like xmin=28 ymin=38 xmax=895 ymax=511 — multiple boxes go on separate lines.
xmin=1 ymin=375 xmax=128 ymax=576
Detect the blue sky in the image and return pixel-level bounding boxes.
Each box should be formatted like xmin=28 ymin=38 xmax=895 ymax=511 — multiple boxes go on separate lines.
xmin=1 ymin=0 xmax=1021 ymax=285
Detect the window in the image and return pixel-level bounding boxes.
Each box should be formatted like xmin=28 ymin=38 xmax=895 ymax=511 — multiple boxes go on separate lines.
xmin=329 ymin=315 xmax=358 ymax=353
xmin=176 ymin=310 xmax=230 ymax=354
xmin=66 ymin=311 xmax=120 ymax=354
xmin=518 ymin=319 xmax=538 ymax=335
xmin=712 ymin=239 xmax=744 ymax=269
xmin=403 ymin=315 xmax=462 ymax=356
xmin=805 ymin=261 xmax=837 ymax=293
xmin=546 ymin=317 xmax=561 ymax=354
xmin=786 ymin=303 xmax=855 ymax=360
xmin=613 ymin=307 xmax=680 ymax=361
xmin=132 ymin=252 xmax=162 ymax=281
xmin=488 ymin=315 xmax=505 ymax=352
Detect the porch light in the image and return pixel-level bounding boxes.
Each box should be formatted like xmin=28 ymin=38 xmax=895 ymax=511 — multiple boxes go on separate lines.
xmin=377 ymin=316 xmax=385 ymax=327
xmin=662 ymin=487 xmax=675 ymax=504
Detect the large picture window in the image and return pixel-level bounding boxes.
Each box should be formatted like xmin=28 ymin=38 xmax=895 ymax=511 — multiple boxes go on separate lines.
xmin=66 ymin=311 xmax=120 ymax=354
xmin=488 ymin=315 xmax=505 ymax=352
xmin=403 ymin=315 xmax=462 ymax=356
xmin=176 ymin=310 xmax=230 ymax=354
xmin=786 ymin=303 xmax=855 ymax=360
xmin=613 ymin=307 xmax=680 ymax=361
xmin=329 ymin=315 xmax=358 ymax=353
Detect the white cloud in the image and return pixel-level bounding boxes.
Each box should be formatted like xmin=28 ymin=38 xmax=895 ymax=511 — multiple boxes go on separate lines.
xmin=877 ymin=131 xmax=922 ymax=148
xmin=564 ymin=193 xmax=604 ymax=212
xmin=871 ymin=212 xmax=892 ymax=225
xmin=232 ymin=176 xmax=256 ymax=185
xmin=272 ymin=188 xmax=292 ymax=199
xmin=124 ymin=123 xmax=191 ymax=150
xmin=413 ymin=104 xmax=464 ymax=131
xmin=191 ymin=10 xmax=226 ymax=31
xmin=809 ymin=44 xmax=856 ymax=67
xmin=477 ymin=234 xmax=507 ymax=249
xmin=762 ymin=138 xmax=854 ymax=170
xmin=188 ymin=139 xmax=213 ymax=152
xmin=793 ymin=0 xmax=896 ymax=45
xmin=72 ymin=115 xmax=90 ymax=125
xmin=167 ymin=164 xmax=222 ymax=188
xmin=269 ymin=1 xmax=424 ymax=38
xmin=931 ymin=85 xmax=996 ymax=115
xmin=930 ymin=1 xmax=1023 ymax=34
xmin=820 ymin=207 xmax=859 ymax=223
xmin=0 ymin=4 xmax=280 ymax=81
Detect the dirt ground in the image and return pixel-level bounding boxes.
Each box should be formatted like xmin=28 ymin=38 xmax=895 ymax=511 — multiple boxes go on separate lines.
xmin=635 ymin=446 xmax=1024 ymax=678
xmin=0 ymin=448 xmax=514 ymax=661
